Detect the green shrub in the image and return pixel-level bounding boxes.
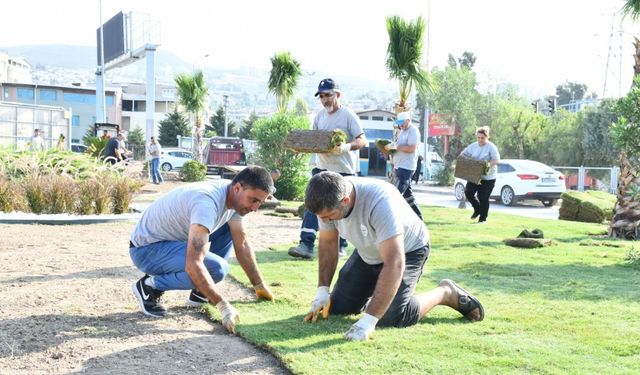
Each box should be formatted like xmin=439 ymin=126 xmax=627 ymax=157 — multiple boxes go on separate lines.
xmin=252 ymin=113 xmax=310 ymax=200
xmin=0 ymin=178 xmax=26 ymax=212
xmin=180 ymin=160 xmax=207 ymax=182
xmin=47 ymin=175 xmax=77 ymax=214
xmin=623 ymin=247 xmax=640 ymax=269
xmin=433 ymin=163 xmax=454 ymax=186
xmin=23 ymin=175 xmax=47 ymax=214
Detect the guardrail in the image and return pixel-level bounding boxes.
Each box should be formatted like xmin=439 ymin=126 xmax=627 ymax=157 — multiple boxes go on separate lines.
xmin=551 ymin=165 xmax=618 ymax=194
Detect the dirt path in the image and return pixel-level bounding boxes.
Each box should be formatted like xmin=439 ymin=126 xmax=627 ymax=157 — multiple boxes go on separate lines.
xmin=0 ymin=181 xmax=302 ymax=374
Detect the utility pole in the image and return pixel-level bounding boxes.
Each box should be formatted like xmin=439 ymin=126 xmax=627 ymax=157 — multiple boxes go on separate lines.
xmin=223 ymin=94 xmax=229 ymax=137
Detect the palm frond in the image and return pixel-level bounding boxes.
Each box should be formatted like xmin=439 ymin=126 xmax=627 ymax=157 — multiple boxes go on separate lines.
xmin=622 ymin=0 xmax=640 ymax=20
xmin=268 ymin=52 xmax=302 ymax=112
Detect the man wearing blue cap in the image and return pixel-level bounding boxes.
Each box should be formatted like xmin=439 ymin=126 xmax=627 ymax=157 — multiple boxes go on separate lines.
xmin=288 ymin=78 xmax=366 ymax=259
xmin=385 ymin=111 xmax=423 ymax=220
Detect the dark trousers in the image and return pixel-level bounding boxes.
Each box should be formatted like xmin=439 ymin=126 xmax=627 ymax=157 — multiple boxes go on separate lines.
xmin=329 ymin=246 xmax=430 ymax=327
xmin=299 ymin=168 xmax=351 ymax=250
xmin=395 ymin=168 xmax=423 ymax=220
xmin=464 ymin=179 xmax=496 ymax=221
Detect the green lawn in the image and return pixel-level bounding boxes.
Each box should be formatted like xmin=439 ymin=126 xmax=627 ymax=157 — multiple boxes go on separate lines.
xmin=207 ymin=206 xmax=639 ymax=374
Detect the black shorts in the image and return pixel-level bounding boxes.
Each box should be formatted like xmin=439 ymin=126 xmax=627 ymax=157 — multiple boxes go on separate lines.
xmin=329 ymin=245 xmax=430 ymax=327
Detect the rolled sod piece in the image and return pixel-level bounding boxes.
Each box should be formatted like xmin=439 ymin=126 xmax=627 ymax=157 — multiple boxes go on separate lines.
xmin=284 ymin=129 xmax=347 ymax=153
xmin=454 ymin=154 xmax=487 ymax=184
xmin=374 ymin=139 xmax=396 ymax=155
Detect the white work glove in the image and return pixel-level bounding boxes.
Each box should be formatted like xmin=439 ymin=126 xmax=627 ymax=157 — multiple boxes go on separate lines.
xmin=216 ymin=300 xmax=240 ymax=333
xmin=303 ymin=286 xmax=331 ymax=322
xmin=331 ymin=143 xmax=352 ymax=154
xmin=345 ymin=313 xmax=379 ymax=341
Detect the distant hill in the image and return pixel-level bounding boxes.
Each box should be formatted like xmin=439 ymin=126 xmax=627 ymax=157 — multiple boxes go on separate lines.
xmin=0 ymin=44 xmax=189 ymax=70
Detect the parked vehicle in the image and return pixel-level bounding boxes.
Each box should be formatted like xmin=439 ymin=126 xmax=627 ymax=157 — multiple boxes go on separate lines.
xmin=70 ymin=143 xmax=87 ymax=153
xmin=159 ymin=148 xmax=193 ymax=171
xmin=454 ymin=159 xmax=566 ymax=207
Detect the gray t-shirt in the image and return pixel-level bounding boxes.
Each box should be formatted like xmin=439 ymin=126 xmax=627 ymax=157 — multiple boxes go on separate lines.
xmin=462 ymin=141 xmax=500 ymax=180
xmin=394 ymin=124 xmax=420 ymax=171
xmin=313 ymin=106 xmax=364 ymax=174
xmin=319 ymin=177 xmax=430 ymax=265
xmin=131 ymin=180 xmax=241 ymax=247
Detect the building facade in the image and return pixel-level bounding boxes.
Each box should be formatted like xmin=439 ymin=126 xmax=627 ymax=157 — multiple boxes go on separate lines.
xmin=1 ymin=82 xmax=121 ymax=143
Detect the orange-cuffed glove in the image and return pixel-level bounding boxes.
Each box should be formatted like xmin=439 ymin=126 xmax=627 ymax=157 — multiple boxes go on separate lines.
xmin=253 ymin=282 xmax=274 ymax=301
xmin=303 ymin=286 xmax=331 ymax=323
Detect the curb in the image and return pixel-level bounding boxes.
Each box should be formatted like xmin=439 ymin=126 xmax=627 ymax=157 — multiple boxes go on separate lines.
xmin=0 ymin=213 xmax=141 ymax=225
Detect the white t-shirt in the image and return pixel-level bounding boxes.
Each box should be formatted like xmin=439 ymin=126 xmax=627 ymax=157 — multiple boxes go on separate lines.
xmin=319 ymin=177 xmax=430 ymax=265
xmin=313 ymin=107 xmax=364 ymax=174
xmin=462 ymin=141 xmax=500 ymax=180
xmin=131 ymin=180 xmax=241 ymax=247
xmin=148 ymin=142 xmax=162 ymax=160
xmin=394 ymin=124 xmax=420 ymax=171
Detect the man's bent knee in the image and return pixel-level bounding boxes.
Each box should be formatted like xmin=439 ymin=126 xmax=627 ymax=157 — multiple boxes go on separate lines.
xmin=377 ymin=296 xmax=420 ymax=328
xmin=204 ymin=257 xmax=229 ymax=283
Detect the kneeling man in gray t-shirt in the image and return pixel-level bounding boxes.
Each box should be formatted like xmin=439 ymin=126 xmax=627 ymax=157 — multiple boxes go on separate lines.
xmin=302 ymin=172 xmax=485 ymax=341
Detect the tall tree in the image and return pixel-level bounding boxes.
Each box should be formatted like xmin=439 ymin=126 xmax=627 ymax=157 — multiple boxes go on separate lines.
xmin=609 ymin=1 xmax=640 ymax=239
xmin=207 ymin=106 xmax=236 ymax=137
xmin=268 ymin=52 xmax=302 ymax=113
xmin=158 ymin=109 xmax=191 ymax=147
xmin=555 ymin=81 xmax=589 ymax=106
xmin=175 ymin=70 xmax=208 ymax=162
xmin=385 ymin=15 xmax=433 ymax=112
xmin=238 ymin=111 xmax=259 ymax=140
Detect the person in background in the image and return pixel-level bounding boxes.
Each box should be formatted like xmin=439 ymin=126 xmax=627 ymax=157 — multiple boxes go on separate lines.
xmin=148 ymin=136 xmax=163 ymax=184
xmin=104 ymin=133 xmax=123 ymax=165
xmin=287 ymin=78 xmax=366 ymax=260
xmin=384 ymin=111 xmax=423 ymax=220
xmin=118 ymin=132 xmax=130 ymax=163
xmin=101 ymin=130 xmax=111 ymax=141
xmin=302 ymin=172 xmax=484 ymax=341
xmin=30 ymin=128 xmax=45 ymax=151
xmin=461 ymin=126 xmax=500 ymax=224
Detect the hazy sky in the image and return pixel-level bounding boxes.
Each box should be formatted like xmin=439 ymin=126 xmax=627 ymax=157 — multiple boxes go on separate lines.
xmin=2 ymin=0 xmax=637 ymax=98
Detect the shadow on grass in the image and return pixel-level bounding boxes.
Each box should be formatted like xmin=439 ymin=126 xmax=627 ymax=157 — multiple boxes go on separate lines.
xmin=428 ymin=261 xmax=640 ymax=301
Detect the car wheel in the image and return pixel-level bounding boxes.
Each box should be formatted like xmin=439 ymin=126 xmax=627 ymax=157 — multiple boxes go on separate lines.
xmin=161 ymin=163 xmax=172 ymax=171
xmin=542 ymin=199 xmax=557 ymax=207
xmin=501 ymin=186 xmax=517 ymax=206
xmin=454 ymin=183 xmax=465 ymax=201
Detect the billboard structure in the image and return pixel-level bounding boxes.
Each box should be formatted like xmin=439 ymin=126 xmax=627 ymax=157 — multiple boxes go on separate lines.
xmin=95 ymin=11 xmax=161 ymax=144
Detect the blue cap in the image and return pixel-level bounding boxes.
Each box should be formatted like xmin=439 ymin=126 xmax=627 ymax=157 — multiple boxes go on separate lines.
xmin=314 ymin=78 xmax=339 ymax=96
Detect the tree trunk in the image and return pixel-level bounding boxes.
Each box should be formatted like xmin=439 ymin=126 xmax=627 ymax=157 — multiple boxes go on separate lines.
xmin=192 ymin=119 xmax=203 ymax=164
xmin=608 ymin=153 xmax=640 ymax=239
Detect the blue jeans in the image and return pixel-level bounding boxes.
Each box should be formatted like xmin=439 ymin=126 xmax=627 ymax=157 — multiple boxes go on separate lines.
xmin=395 ymin=168 xmax=423 ymax=220
xmin=150 ymin=157 xmax=163 ymax=184
xmin=129 ymin=223 xmax=233 ymax=291
xmin=300 ymin=168 xmax=349 ymax=251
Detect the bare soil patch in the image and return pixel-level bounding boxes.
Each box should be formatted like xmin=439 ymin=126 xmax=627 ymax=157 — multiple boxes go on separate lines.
xmin=0 ymin=181 xmax=302 ymax=374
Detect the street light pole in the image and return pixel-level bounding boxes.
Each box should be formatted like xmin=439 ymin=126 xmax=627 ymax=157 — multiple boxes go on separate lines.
xmin=223 ymin=94 xmax=229 ymax=137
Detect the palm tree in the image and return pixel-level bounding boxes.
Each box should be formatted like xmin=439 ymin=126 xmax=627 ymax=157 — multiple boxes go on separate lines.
xmin=175 ymin=71 xmax=209 ymax=163
xmin=385 ymin=15 xmax=433 ymax=113
xmin=608 ymin=1 xmax=640 ymax=239
xmin=268 ymin=52 xmax=302 ymax=113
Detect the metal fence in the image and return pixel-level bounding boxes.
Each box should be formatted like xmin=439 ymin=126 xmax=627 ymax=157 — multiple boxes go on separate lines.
xmin=551 ymin=165 xmax=618 ymax=194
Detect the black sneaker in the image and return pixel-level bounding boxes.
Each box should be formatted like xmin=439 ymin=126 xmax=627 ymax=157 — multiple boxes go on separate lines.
xmin=186 ymin=289 xmax=208 ymax=308
xmin=132 ymin=275 xmax=166 ymax=317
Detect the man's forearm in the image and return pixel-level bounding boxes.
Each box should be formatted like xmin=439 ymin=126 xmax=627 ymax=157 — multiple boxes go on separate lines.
xmin=235 ymin=243 xmax=263 ymax=286
xmin=318 ymin=245 xmax=338 ymax=287
xmin=365 ymin=261 xmax=404 ymax=318
xmin=186 ymin=261 xmax=223 ymax=305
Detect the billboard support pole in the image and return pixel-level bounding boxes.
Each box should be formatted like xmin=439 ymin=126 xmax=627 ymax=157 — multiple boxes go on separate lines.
xmin=96 ymin=0 xmax=106 ymax=124
xmin=145 ymin=45 xmax=157 ymax=145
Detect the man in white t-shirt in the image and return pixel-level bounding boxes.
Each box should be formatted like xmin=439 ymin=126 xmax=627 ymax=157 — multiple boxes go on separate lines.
xmin=288 ymin=78 xmax=366 ymax=260
xmin=129 ymin=166 xmax=276 ymax=333
xmin=385 ymin=111 xmax=422 ymax=220
xmin=302 ymin=172 xmax=484 ymax=341
xmin=30 ymin=128 xmax=45 ymax=151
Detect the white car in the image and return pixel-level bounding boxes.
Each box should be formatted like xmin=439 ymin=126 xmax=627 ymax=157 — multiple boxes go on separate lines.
xmin=70 ymin=143 xmax=88 ymax=153
xmin=454 ymin=159 xmax=566 ymax=207
xmin=159 ymin=148 xmax=193 ymax=171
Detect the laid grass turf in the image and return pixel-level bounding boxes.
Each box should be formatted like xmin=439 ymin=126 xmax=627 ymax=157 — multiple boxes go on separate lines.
xmin=205 ymin=206 xmax=640 ymax=374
